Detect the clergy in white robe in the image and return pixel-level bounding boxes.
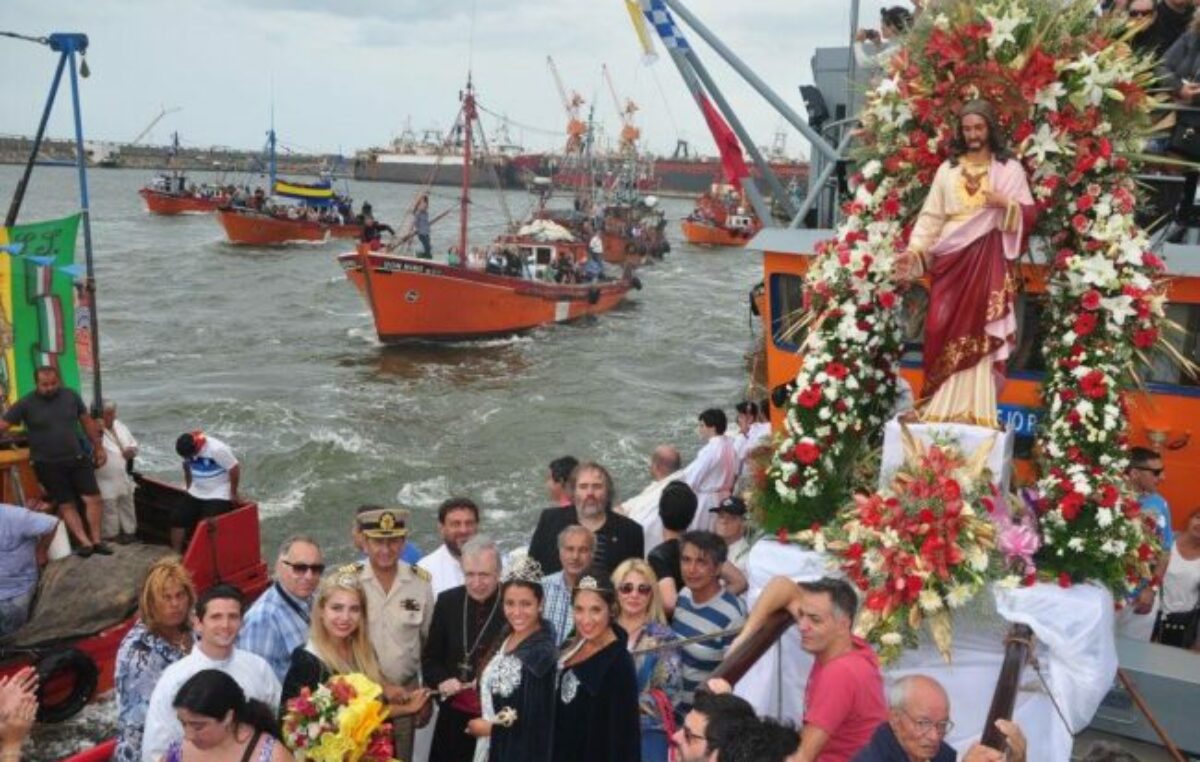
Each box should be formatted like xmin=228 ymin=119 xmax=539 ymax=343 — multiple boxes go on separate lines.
xmin=683 ymin=410 xmax=738 ymax=532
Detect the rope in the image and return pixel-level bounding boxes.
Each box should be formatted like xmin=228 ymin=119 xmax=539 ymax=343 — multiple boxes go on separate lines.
xmin=1026 ymin=649 xmax=1073 ymax=737
xmin=472 ymin=119 xmax=514 ymax=227
xmin=0 ymin=30 xmax=50 ymax=46
xmin=476 ymin=101 xmax=568 ymax=138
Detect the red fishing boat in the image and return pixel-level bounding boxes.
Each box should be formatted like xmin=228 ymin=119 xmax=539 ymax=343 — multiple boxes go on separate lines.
xmin=681 ymin=184 xmax=762 ymax=247
xmin=0 ymin=471 xmax=269 ymax=724
xmin=338 ymin=79 xmax=637 ymax=341
xmin=139 ymin=187 xmax=227 ymax=215
xmin=217 ymin=207 xmax=361 ymax=246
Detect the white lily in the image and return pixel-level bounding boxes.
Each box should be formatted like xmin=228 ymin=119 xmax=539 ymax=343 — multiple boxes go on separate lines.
xmin=986 ymin=13 xmax=1022 ymax=52
xmin=1026 ymin=123 xmax=1064 ymax=163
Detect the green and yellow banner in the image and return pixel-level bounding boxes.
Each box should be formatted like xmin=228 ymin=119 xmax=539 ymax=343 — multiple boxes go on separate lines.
xmin=0 ymin=214 xmax=82 ymax=407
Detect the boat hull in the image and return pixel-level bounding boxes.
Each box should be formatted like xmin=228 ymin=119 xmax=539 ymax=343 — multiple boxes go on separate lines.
xmin=216 ymin=209 xmax=362 ymax=245
xmin=138 ymin=188 xmax=226 ymax=215
xmin=681 ymin=219 xmax=757 ymax=247
xmin=338 ymin=252 xmax=632 ymax=341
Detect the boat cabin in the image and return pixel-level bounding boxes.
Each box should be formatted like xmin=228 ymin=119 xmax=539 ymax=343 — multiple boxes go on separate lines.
xmin=754 ymin=228 xmax=1200 ymax=531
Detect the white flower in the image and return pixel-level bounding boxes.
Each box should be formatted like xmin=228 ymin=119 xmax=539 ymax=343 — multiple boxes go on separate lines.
xmin=1100 ymin=295 xmax=1135 ymax=326
xmin=1026 ymin=123 xmax=1064 ymax=163
xmin=918 ymin=589 xmax=944 ymax=613
xmin=1068 ymin=537 xmax=1086 ymax=552
xmin=996 ymin=575 xmax=1022 ymax=589
xmin=986 ymin=13 xmax=1023 ymax=52
xmin=968 ymin=546 xmax=990 ymax=572
xmin=945 ymin=582 xmax=973 ymax=608
xmin=861 ymin=160 xmax=882 ymax=180
xmin=880 ymin=632 xmax=903 ymax=646
xmin=1034 ymin=82 xmax=1067 ymax=112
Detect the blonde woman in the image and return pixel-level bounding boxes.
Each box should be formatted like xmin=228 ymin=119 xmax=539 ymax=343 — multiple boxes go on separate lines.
xmin=279 ymin=569 xmax=426 ymax=716
xmin=613 ymin=559 xmax=682 ymax=762
xmin=115 ymin=558 xmax=196 ymax=762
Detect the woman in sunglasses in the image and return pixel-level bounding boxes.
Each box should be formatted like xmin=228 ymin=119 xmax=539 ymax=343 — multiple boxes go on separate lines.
xmin=553 ymin=566 xmax=642 ymax=762
xmin=280 ymin=571 xmax=427 ymax=717
xmin=613 ymin=559 xmax=682 ymax=762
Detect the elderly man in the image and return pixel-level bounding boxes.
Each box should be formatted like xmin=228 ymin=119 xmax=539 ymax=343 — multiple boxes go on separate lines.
xmin=238 ymin=534 xmax=324 ymax=682
xmin=358 ymin=507 xmax=435 ymax=761
xmin=0 ymin=499 xmax=59 ymax=638
xmin=616 ymin=444 xmax=683 ymax=550
xmin=711 ymin=576 xmax=887 ymax=762
xmin=853 ymin=675 xmax=1026 ymax=762
xmin=0 ymin=366 xmax=109 ymax=556
xmin=422 ymin=535 xmax=506 ymax=762
xmin=527 ymin=461 xmax=643 ymax=576
xmin=141 ymin=585 xmax=280 ymax=762
xmin=541 ymin=525 xmax=595 ymax=645
xmin=418 ymin=497 xmax=480 ymax=597
xmin=95 ymin=401 xmax=138 ymax=543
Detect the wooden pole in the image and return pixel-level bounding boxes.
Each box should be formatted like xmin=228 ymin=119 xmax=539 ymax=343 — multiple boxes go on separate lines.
xmin=706 ymin=609 xmax=794 ymax=687
xmin=980 ymin=623 xmax=1033 ymax=750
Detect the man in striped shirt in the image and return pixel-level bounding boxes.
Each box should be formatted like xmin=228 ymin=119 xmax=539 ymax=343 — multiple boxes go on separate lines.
xmin=671 ymin=529 xmax=746 ymax=711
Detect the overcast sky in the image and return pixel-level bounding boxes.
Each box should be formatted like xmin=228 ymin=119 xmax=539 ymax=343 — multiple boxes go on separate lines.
xmin=1 ymin=0 xmax=899 ymax=160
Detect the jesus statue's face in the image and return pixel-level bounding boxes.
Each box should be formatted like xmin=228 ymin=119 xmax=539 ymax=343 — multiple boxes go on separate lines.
xmin=961 ymin=114 xmax=990 ymax=153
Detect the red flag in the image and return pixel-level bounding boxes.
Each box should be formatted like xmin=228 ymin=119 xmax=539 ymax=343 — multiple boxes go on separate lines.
xmin=698 ymin=94 xmax=749 ymax=188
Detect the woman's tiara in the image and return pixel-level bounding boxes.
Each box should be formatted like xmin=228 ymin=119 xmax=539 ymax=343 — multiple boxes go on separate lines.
xmin=503 ymin=555 xmax=544 ymax=585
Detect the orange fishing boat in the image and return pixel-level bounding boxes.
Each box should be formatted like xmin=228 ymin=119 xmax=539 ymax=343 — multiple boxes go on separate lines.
xmin=216 ymin=207 xmax=362 ymax=246
xmin=338 ymin=79 xmax=637 ymax=341
xmin=682 ymin=184 xmax=762 ymax=247
xmin=138 ymin=186 xmax=227 ymax=215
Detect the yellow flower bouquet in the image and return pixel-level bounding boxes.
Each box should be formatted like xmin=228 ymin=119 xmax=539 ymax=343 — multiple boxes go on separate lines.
xmin=282 ymin=673 xmax=397 ymax=762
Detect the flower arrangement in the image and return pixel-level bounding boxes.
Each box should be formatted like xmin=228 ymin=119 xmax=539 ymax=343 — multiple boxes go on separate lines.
xmin=758 ymin=0 xmax=1166 ymax=599
xmin=282 ymin=673 xmax=397 ymax=762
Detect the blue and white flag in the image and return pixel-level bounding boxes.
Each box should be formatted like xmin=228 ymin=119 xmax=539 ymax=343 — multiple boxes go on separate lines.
xmin=641 ymin=0 xmax=691 ymax=52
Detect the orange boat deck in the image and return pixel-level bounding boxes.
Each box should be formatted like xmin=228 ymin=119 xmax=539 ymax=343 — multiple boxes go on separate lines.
xmin=338 ymin=249 xmax=633 ymax=341
xmin=216 ymin=209 xmax=363 ymax=245
xmin=138 ymin=188 xmax=226 ymax=215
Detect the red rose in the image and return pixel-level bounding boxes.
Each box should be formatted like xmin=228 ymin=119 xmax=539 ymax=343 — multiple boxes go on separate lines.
xmin=1133 ymin=328 xmax=1158 ymax=348
xmin=796 ymin=385 xmax=822 ymax=409
xmin=866 ymin=590 xmax=890 ymax=611
xmin=826 ymin=362 xmax=850 ymax=380
xmin=881 ymin=195 xmax=901 ymax=218
xmin=878 ymin=290 xmax=897 ymax=309
xmin=1076 ymin=194 xmax=1094 ymax=212
xmin=776 ymin=527 xmax=791 ymax=542
xmin=1071 ymin=214 xmax=1089 ymax=234
xmin=1098 ymin=483 xmax=1119 ymax=508
xmin=1081 ymin=290 xmax=1101 ymax=310
xmin=1058 ymin=572 xmax=1073 ymax=588
xmin=794 ymin=442 xmax=821 ymax=465
xmin=1060 ymin=491 xmax=1085 ymax=521
xmin=1080 ymin=370 xmax=1108 ymax=399
xmin=1074 ymin=312 xmax=1098 ymax=337
xmin=1143 ymin=252 xmax=1165 ymax=271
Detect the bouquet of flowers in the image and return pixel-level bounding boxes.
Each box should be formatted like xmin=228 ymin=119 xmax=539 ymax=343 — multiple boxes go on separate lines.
xmin=282 ymin=673 xmax=397 ymax=762
xmin=831 ymin=441 xmax=999 ymax=664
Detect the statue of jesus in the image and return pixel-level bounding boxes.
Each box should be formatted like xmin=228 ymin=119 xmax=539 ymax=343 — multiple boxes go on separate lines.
xmin=896 ymin=99 xmax=1036 ymax=428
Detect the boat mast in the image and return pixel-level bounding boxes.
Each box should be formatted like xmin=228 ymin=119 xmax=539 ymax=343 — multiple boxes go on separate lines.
xmin=460 ymin=76 xmax=476 ymax=259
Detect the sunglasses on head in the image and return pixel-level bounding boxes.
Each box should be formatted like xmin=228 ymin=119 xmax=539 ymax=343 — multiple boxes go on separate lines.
xmin=618 ymin=583 xmax=653 ymax=595
xmin=283 ymin=561 xmax=327 ymax=575
xmin=1132 ymin=465 xmax=1164 ymax=477
xmin=1128 ymin=8 xmax=1154 ymax=17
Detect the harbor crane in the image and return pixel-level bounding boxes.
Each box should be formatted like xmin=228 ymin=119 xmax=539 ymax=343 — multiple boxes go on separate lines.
xmin=602 ymin=63 xmax=640 ymax=155
xmin=547 ymin=56 xmax=587 ymax=155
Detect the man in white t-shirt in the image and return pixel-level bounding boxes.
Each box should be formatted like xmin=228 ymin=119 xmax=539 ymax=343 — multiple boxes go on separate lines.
xmin=141 ymin=585 xmax=280 ymax=762
xmin=171 ymin=431 xmax=241 ymax=551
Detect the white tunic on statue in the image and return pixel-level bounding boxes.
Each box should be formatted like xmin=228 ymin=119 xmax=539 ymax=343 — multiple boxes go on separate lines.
xmin=417 ymin=544 xmax=464 ymax=598
xmin=683 ymin=435 xmax=737 ymax=532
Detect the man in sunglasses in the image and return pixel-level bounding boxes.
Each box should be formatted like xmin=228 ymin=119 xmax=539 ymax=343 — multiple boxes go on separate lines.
xmin=238 ymin=534 xmax=325 ymax=681
xmin=1119 ymin=447 xmax=1173 ymax=639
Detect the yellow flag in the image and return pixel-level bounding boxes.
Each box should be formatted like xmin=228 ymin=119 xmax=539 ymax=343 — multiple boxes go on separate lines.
xmin=624 ymin=0 xmax=659 ymax=64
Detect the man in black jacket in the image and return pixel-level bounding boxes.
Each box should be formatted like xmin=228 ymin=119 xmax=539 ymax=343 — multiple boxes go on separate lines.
xmin=422 ymin=535 xmax=505 ymax=762
xmin=527 ymin=461 xmax=643 ymax=576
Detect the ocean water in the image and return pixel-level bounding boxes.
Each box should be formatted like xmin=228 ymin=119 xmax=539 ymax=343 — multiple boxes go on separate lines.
xmin=0 ymin=164 xmax=765 ymax=758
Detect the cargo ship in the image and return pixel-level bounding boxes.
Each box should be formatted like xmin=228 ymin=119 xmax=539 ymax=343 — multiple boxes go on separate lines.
xmin=352 ymin=127 xmax=522 ymax=188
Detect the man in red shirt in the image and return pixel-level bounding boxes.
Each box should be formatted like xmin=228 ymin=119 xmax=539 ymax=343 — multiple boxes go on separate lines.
xmin=710 ymin=576 xmax=887 ymax=761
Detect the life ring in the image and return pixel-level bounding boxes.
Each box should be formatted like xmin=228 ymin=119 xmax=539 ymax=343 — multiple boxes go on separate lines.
xmin=587 ymin=287 xmax=601 ymax=305
xmin=34 ymin=648 xmax=99 ymax=723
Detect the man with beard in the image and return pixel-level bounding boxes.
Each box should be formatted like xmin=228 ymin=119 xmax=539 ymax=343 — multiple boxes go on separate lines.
xmin=897 ymin=99 xmax=1035 ymax=427
xmin=419 ymin=497 xmax=481 ymax=596
xmin=527 ymin=461 xmax=643 ymax=576
xmin=422 ymin=535 xmax=506 ymax=762
xmin=0 ymin=366 xmax=110 ymax=556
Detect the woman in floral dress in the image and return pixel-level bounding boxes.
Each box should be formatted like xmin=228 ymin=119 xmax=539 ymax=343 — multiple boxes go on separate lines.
xmin=114 ymin=558 xmax=195 ymax=762
xmin=613 ymin=559 xmax=682 ymax=762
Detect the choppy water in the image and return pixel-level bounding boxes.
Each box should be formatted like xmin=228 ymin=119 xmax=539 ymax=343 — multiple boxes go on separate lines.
xmin=0 ymin=164 xmax=764 ymax=758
